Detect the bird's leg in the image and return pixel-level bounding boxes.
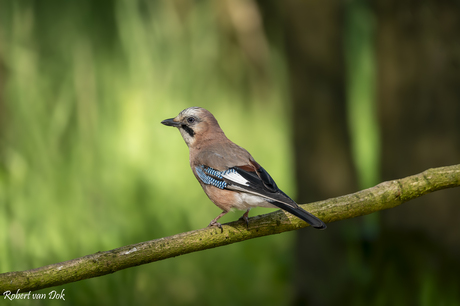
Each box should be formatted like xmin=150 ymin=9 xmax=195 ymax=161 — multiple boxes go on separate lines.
xmin=238 ymin=209 xmax=250 ymax=229
xmin=208 ymin=211 xmax=228 ymax=232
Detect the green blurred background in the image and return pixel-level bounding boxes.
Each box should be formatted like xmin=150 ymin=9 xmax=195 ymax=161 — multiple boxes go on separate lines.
xmin=1 ymin=0 xmax=459 ymax=305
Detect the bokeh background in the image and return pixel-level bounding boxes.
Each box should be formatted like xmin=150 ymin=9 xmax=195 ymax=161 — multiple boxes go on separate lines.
xmin=1 ymin=0 xmax=459 ymax=305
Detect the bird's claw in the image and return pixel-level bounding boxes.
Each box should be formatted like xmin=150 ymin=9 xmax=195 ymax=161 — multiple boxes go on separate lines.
xmin=238 ymin=214 xmax=250 ymax=229
xmin=208 ymin=221 xmax=223 ymax=233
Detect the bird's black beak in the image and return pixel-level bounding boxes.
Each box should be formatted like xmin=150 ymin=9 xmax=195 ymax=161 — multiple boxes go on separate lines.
xmin=161 ymin=118 xmax=180 ymax=127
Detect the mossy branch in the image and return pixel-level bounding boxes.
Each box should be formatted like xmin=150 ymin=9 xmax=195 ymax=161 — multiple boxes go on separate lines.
xmin=1 ymin=165 xmax=459 ymax=294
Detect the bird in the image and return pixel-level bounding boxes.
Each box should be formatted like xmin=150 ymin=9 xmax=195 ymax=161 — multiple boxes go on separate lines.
xmin=161 ymin=107 xmax=326 ymax=230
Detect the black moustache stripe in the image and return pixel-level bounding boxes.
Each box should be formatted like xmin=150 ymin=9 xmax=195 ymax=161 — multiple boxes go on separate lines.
xmin=181 ymin=124 xmax=195 ymax=137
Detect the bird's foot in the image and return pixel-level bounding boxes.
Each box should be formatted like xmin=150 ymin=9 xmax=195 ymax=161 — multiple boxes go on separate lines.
xmin=208 ymin=220 xmax=223 ymax=233
xmin=238 ymin=215 xmax=249 ymax=229
xmin=208 ymin=211 xmax=228 ymax=233
xmin=238 ymin=209 xmax=250 ymax=229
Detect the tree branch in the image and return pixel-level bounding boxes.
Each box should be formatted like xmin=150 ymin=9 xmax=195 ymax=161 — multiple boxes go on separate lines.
xmin=1 ymin=165 xmax=459 ymax=293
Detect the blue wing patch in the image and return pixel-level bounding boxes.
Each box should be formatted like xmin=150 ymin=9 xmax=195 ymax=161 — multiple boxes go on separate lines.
xmin=195 ymin=165 xmax=237 ymax=189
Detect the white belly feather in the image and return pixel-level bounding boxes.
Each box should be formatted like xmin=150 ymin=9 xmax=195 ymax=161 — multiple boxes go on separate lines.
xmin=231 ymin=193 xmax=277 ymax=210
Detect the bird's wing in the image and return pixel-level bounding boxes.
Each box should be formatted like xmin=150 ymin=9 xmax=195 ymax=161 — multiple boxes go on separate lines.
xmin=194 ymin=156 xmax=327 ymax=229
xmin=195 ymin=158 xmax=296 ymax=206
xmin=194 ymin=143 xmax=292 ymax=203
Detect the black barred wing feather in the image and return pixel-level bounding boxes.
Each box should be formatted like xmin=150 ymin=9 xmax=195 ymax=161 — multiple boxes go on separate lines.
xmin=195 ymin=164 xmax=327 ymax=229
xmin=195 ymin=164 xmax=289 ymax=203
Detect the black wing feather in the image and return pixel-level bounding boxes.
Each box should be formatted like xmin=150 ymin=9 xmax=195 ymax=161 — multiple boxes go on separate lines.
xmin=231 ymin=166 xmax=291 ymax=203
xmin=226 ymin=166 xmax=326 ymax=229
xmin=269 ymin=200 xmax=327 ymax=229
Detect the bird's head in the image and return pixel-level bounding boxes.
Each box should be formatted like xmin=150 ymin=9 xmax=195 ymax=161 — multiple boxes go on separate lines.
xmin=161 ymin=107 xmax=224 ymax=147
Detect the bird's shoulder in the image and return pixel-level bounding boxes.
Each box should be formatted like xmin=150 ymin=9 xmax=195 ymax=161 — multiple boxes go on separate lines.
xmin=192 ymin=141 xmax=253 ymax=170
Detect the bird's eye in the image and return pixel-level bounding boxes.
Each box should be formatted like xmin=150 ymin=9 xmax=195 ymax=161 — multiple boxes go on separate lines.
xmin=187 ymin=117 xmax=196 ymax=124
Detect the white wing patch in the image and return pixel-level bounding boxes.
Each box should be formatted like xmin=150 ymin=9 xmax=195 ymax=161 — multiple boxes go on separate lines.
xmin=221 ymin=170 xmax=250 ymax=186
xmin=195 ymin=166 xmax=250 ymax=189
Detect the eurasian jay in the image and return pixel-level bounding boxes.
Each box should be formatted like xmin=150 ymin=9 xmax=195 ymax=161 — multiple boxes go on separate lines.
xmin=161 ymin=107 xmax=326 ymax=230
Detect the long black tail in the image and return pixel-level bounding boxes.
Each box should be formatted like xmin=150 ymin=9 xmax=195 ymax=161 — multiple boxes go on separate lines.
xmin=272 ymin=201 xmax=327 ymax=230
